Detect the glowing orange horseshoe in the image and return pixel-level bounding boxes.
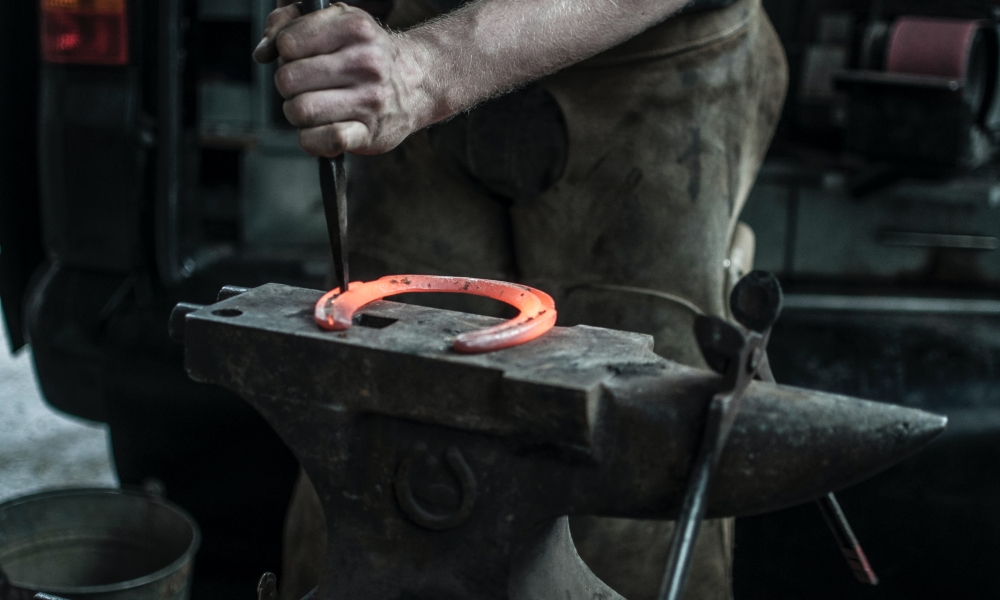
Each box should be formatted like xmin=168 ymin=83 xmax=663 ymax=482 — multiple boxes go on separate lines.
xmin=314 ymin=275 xmax=557 ymax=353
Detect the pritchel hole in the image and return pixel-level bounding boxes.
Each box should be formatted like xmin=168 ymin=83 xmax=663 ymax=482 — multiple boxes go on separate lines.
xmin=354 ymin=314 xmax=398 ymax=329
xmin=212 ymin=309 xmax=243 ymax=317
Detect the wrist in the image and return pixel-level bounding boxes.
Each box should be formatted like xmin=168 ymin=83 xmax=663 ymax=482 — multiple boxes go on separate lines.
xmin=392 ymin=31 xmax=449 ymax=132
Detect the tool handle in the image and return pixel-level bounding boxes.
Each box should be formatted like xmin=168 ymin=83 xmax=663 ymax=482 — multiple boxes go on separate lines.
xmin=299 ymin=0 xmax=329 ymax=14
xmin=730 ymin=270 xmax=783 ymax=333
xmin=296 ymin=0 xmax=350 ymax=293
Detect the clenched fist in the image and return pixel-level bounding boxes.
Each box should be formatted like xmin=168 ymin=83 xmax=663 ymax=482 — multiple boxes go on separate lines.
xmin=253 ymin=2 xmax=434 ymax=157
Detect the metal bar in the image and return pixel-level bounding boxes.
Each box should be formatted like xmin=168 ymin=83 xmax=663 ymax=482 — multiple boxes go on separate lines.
xmin=298 ymin=0 xmax=349 ymax=293
xmin=658 ymin=317 xmax=763 ymax=600
xmin=817 ymin=493 xmax=879 ymax=585
xmin=252 ymin=0 xmax=274 ymax=128
xmin=301 ymin=0 xmax=329 ymax=12
xmin=834 ymin=70 xmax=963 ymax=92
xmin=657 ymin=398 xmax=725 ymax=600
xmin=877 ymin=230 xmax=999 ymax=250
xmin=783 ymin=294 xmax=1000 ymax=315
xmin=783 ymin=185 xmax=799 ymax=275
xmin=318 ymin=156 xmax=349 ymax=292
xmin=334 ymin=155 xmax=350 ymax=291
xmin=155 ymin=0 xmax=187 ymax=285
xmin=758 ymin=353 xmax=878 ymax=585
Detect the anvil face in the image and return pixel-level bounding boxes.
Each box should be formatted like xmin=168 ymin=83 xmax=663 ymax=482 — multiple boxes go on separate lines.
xmin=177 ymin=284 xmax=946 ymax=600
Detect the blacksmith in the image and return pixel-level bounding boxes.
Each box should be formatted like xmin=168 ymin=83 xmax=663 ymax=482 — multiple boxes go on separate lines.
xmin=253 ymin=1 xmax=787 ymax=597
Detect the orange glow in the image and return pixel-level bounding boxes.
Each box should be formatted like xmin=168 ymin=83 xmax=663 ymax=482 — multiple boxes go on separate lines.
xmin=314 ymin=275 xmax=557 ymax=354
xmin=42 ymin=0 xmax=126 ymax=13
xmin=41 ymin=0 xmax=128 ymax=65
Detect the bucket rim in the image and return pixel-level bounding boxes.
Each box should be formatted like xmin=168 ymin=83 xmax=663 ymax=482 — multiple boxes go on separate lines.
xmin=0 ymin=487 xmax=202 ymax=595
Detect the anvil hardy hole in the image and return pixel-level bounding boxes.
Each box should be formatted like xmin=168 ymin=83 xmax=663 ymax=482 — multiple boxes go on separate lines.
xmin=354 ymin=313 xmax=398 ymax=329
xmin=212 ymin=308 xmax=243 ymax=317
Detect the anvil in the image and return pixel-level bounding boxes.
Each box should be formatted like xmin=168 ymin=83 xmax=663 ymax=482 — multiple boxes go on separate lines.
xmin=171 ymin=283 xmax=946 ymax=600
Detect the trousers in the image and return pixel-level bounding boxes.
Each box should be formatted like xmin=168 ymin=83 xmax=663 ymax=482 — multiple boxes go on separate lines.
xmin=282 ymin=0 xmax=787 ymax=598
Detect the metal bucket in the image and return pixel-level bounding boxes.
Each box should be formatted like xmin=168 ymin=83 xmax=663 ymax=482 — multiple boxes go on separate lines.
xmin=0 ymin=488 xmax=200 ymax=600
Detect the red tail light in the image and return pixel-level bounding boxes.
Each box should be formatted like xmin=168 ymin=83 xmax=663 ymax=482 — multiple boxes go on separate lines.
xmin=41 ymin=0 xmax=128 ymax=65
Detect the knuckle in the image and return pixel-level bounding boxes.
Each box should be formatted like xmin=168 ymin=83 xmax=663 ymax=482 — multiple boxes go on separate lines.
xmin=265 ymin=6 xmax=294 ymax=30
xmin=373 ymin=89 xmax=389 ymax=111
xmin=363 ymin=85 xmax=389 ymax=111
xmin=298 ymin=130 xmax=317 ymax=156
xmin=298 ymin=126 xmax=345 ymax=157
xmin=273 ymin=67 xmax=295 ymax=98
xmin=344 ymin=13 xmax=377 ymax=41
xmin=282 ymin=101 xmax=297 ymax=125
xmin=275 ymin=29 xmax=299 ymax=58
xmin=329 ymin=129 xmax=348 ymax=153
xmin=284 ymin=97 xmax=313 ymax=125
xmin=351 ymin=47 xmax=384 ymax=78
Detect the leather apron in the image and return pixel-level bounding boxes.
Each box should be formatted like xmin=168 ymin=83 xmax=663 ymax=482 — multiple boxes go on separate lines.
xmin=282 ymin=1 xmax=787 ymax=599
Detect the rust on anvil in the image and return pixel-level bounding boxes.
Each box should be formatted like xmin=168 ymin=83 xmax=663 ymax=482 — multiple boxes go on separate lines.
xmin=174 ymin=283 xmax=946 ymax=600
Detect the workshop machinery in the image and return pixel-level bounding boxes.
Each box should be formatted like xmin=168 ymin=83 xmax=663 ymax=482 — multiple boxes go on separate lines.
xmin=739 ymin=1 xmax=1000 ymax=597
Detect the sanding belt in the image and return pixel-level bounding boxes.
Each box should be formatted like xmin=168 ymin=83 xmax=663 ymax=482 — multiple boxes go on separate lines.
xmin=886 ymin=17 xmax=984 ymax=80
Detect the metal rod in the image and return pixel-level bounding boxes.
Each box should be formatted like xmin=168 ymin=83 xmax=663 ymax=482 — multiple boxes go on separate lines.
xmin=333 ymin=155 xmax=349 ymax=291
xmin=782 ymin=294 xmax=1000 ymax=315
xmin=299 ymin=0 xmax=349 ymax=294
xmin=817 ymin=492 xmax=879 ymax=585
xmin=300 ymin=0 xmax=328 ymax=12
xmin=318 ymin=156 xmax=349 ymax=293
xmin=657 ymin=398 xmax=725 ymax=600
xmin=155 ymin=0 xmax=186 ymax=284
xmin=757 ymin=354 xmax=878 ymax=585
xmin=659 ymin=318 xmax=763 ymax=600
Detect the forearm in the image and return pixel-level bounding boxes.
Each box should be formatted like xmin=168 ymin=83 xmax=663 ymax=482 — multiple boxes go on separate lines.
xmin=253 ymin=0 xmax=689 ymax=156
xmin=405 ymin=0 xmax=689 ymax=126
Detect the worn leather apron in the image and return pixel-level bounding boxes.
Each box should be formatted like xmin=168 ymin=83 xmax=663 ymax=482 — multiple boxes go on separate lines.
xmin=282 ymin=1 xmax=787 ymax=598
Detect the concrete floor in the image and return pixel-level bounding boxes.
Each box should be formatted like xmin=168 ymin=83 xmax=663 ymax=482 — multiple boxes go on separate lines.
xmin=0 ymin=307 xmax=117 ymax=503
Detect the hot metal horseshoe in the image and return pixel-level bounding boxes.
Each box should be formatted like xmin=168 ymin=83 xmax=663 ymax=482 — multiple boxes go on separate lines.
xmin=314 ymin=275 xmax=557 ymax=353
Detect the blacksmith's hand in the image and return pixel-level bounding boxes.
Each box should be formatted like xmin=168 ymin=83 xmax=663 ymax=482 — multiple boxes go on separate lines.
xmin=253 ymin=2 xmax=431 ymax=157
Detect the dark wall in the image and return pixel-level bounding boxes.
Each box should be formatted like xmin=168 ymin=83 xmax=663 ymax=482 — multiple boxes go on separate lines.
xmin=0 ymin=1 xmax=45 ymax=352
xmin=734 ymin=309 xmax=1000 ymax=598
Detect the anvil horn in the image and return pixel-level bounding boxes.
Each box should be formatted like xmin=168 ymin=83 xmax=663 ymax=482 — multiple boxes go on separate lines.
xmin=717 ymin=381 xmax=946 ymax=515
xmin=571 ymin=370 xmax=947 ymax=520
